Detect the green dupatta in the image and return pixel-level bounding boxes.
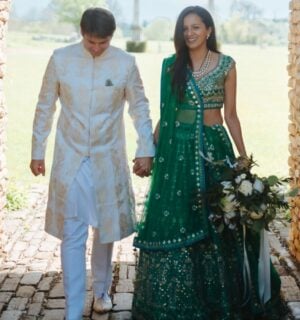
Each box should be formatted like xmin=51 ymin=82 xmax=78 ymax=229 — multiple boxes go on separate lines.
xmin=134 ymin=55 xmax=210 ymax=250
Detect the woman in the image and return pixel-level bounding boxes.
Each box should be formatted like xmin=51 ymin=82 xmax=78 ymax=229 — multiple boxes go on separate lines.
xmin=132 ymin=6 xmax=285 ymax=320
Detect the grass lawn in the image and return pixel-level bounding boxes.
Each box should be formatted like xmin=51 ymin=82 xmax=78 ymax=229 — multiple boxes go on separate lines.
xmin=4 ymin=32 xmax=290 ymax=193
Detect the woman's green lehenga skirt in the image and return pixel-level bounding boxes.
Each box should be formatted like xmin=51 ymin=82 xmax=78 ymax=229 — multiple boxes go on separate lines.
xmin=132 ymin=125 xmax=286 ymax=320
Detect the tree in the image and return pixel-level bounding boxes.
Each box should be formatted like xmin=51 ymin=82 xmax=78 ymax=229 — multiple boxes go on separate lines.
xmin=219 ymin=15 xmax=267 ymax=45
xmin=106 ymin=0 xmax=123 ymax=22
xmin=230 ymin=0 xmax=262 ymax=20
xmin=50 ymin=0 xmax=107 ymax=31
xmin=9 ymin=2 xmax=19 ymax=20
xmin=144 ymin=18 xmax=174 ymax=41
xmin=23 ymin=7 xmax=43 ymax=22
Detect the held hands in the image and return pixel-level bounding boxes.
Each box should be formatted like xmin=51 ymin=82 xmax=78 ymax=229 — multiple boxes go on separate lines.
xmin=133 ymin=157 xmax=153 ymax=178
xmin=30 ymin=159 xmax=46 ymax=176
xmin=31 ymin=157 xmax=152 ymax=178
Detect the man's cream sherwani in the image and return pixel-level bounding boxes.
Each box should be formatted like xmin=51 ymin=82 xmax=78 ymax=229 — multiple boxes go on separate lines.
xmin=32 ymin=41 xmax=155 ymax=243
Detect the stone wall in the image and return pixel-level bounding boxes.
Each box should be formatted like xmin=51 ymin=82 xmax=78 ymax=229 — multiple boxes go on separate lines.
xmin=0 ymin=0 xmax=10 ymax=258
xmin=288 ymin=0 xmax=300 ymax=262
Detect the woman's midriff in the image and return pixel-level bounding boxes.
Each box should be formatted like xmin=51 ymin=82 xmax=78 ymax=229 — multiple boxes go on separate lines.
xmin=203 ymin=108 xmax=223 ymax=126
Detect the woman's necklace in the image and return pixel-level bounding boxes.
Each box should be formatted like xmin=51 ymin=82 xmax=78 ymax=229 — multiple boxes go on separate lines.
xmin=192 ymin=50 xmax=212 ymax=81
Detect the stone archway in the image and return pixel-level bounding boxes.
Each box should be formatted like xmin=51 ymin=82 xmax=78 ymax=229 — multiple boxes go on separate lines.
xmin=288 ymin=0 xmax=300 ymax=262
xmin=0 ymin=0 xmax=10 ymax=259
xmin=0 ymin=1 xmax=300 ymax=262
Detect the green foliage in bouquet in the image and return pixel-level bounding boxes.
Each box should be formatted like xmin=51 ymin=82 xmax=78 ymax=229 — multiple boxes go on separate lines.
xmin=203 ymin=155 xmax=297 ymax=233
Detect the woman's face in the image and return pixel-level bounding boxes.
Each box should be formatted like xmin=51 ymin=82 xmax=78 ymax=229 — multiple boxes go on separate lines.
xmin=183 ymin=13 xmax=211 ymax=50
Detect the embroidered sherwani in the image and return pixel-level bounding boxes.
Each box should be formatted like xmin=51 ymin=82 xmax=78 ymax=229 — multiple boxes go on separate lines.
xmin=32 ymin=41 xmax=155 ymax=243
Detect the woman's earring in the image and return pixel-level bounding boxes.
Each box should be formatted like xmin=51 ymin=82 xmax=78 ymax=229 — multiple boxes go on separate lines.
xmin=207 ymin=34 xmax=210 ymax=40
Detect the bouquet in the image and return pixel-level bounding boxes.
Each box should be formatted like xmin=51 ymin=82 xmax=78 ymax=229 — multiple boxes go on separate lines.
xmin=203 ymin=155 xmax=296 ymax=233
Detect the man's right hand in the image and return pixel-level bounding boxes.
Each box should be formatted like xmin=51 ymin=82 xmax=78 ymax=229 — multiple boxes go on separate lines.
xmin=30 ymin=159 xmax=46 ymax=176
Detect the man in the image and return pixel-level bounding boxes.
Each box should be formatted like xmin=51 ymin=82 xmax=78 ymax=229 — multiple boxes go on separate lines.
xmin=30 ymin=7 xmax=155 ymax=320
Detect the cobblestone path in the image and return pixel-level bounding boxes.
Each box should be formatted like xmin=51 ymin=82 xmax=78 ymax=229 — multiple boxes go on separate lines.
xmin=0 ymin=185 xmax=300 ymax=319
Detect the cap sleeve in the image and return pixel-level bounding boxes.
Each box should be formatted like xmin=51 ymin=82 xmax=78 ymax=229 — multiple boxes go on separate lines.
xmin=223 ymin=55 xmax=235 ymax=76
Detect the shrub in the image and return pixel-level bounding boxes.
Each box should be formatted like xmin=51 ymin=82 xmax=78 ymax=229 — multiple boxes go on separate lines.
xmin=126 ymin=41 xmax=147 ymax=53
xmin=6 ymin=184 xmax=27 ymax=211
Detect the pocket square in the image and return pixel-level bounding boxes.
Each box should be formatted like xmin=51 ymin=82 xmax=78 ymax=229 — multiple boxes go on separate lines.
xmin=105 ymin=79 xmax=113 ymax=86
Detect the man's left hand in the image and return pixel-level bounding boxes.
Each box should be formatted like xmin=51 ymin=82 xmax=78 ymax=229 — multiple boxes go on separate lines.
xmin=133 ymin=157 xmax=153 ymax=178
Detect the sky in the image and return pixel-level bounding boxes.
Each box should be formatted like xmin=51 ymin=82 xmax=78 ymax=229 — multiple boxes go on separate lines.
xmin=12 ymin=0 xmax=289 ymax=22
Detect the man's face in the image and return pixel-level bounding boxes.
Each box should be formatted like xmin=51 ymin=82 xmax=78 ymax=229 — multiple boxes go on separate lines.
xmin=82 ymin=33 xmax=112 ymax=57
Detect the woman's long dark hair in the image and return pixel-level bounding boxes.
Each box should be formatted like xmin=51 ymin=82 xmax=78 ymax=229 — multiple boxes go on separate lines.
xmin=172 ymin=6 xmax=219 ymax=100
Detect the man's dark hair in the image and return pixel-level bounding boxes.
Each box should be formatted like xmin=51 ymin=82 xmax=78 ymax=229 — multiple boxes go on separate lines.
xmin=80 ymin=7 xmax=116 ymax=38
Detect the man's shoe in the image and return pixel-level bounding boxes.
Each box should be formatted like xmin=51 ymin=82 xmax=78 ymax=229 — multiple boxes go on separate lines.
xmin=93 ymin=293 xmax=113 ymax=314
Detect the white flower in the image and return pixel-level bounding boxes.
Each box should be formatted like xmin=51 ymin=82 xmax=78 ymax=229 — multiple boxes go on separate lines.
xmin=221 ymin=181 xmax=233 ymax=194
xmin=221 ymin=181 xmax=232 ymax=189
xmin=235 ymin=173 xmax=246 ymax=184
xmin=250 ymin=212 xmax=264 ymax=220
xmin=253 ymin=178 xmax=264 ymax=193
xmin=260 ymin=203 xmax=267 ymax=211
xmin=227 ymin=194 xmax=236 ymax=202
xmin=273 ymin=184 xmax=286 ymax=194
xmin=225 ymin=211 xmax=236 ymax=219
xmin=238 ymin=180 xmax=253 ymax=196
xmin=228 ymin=223 xmax=237 ymax=230
xmin=221 ymin=194 xmax=238 ymax=212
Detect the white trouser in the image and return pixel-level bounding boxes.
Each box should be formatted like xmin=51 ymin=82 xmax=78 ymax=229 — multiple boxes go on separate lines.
xmin=61 ymin=218 xmax=113 ymax=320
